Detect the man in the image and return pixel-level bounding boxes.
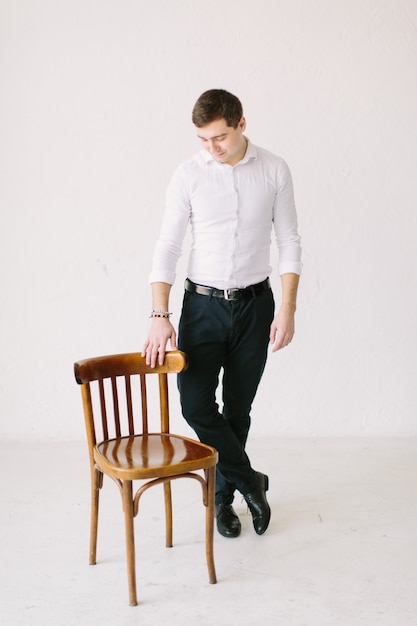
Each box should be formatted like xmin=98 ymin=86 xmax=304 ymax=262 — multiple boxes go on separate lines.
xmin=142 ymin=89 xmax=302 ymax=538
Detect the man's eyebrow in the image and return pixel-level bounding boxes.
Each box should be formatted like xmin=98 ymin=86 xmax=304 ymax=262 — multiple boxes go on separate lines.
xmin=197 ymin=133 xmax=228 ymax=140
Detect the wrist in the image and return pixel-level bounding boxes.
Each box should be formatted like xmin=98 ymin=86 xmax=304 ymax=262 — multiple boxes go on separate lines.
xmin=280 ymin=302 xmax=296 ymax=313
xmin=150 ymin=309 xmax=172 ymax=319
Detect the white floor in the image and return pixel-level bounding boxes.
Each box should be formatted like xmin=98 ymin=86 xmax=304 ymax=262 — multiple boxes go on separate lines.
xmin=1 ymin=437 xmax=416 ymax=626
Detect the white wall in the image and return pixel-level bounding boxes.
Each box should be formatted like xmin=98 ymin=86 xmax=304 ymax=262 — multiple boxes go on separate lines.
xmin=1 ymin=0 xmax=416 ymax=440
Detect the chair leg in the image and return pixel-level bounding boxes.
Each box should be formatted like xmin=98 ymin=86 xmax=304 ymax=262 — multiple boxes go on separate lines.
xmin=122 ymin=480 xmax=138 ymax=606
xmin=205 ymin=466 xmax=217 ymax=584
xmin=89 ymin=468 xmax=101 ymax=565
xmin=163 ymin=481 xmax=173 ymax=548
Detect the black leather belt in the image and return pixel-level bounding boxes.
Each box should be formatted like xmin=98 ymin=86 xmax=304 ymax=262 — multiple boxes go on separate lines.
xmin=185 ymin=278 xmax=271 ymax=301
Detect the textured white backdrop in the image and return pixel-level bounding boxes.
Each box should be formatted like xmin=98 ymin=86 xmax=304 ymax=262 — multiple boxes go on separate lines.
xmin=1 ymin=0 xmax=416 ymax=439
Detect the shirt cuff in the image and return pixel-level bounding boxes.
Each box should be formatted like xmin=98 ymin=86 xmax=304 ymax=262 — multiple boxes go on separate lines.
xmin=278 ymin=261 xmax=303 ymax=276
xmin=148 ymin=270 xmax=176 ymax=285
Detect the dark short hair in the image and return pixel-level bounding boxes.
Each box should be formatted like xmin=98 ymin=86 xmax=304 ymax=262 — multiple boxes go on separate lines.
xmin=192 ymin=89 xmax=243 ymax=129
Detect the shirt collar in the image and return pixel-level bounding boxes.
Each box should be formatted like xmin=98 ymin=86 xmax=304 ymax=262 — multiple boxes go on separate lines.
xmin=240 ymin=138 xmax=257 ymax=164
xmin=201 ymin=137 xmax=257 ymax=165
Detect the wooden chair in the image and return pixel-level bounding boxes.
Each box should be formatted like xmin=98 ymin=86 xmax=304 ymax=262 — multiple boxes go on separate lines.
xmin=74 ymin=350 xmax=218 ymax=606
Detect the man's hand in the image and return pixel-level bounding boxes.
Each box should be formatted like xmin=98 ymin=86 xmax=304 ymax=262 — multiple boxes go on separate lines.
xmin=269 ymin=305 xmax=295 ymax=352
xmin=142 ymin=318 xmax=177 ymax=367
xmin=142 ymin=281 xmax=176 ymax=367
xmin=270 ymin=272 xmax=299 ymax=351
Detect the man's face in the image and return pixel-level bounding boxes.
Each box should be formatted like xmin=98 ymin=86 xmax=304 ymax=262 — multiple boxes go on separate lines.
xmin=196 ymin=117 xmax=247 ymax=166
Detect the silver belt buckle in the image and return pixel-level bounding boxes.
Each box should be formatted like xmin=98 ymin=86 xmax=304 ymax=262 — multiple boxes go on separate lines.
xmin=224 ymin=288 xmax=239 ymax=300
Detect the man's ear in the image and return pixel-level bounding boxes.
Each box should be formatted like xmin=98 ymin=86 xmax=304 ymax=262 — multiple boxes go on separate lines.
xmin=239 ymin=116 xmax=247 ymax=132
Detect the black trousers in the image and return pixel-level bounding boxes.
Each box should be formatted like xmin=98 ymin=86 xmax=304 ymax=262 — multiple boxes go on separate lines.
xmin=177 ymin=284 xmax=275 ymax=502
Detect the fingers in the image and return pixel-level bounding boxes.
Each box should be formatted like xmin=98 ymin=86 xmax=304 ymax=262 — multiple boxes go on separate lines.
xmin=270 ymin=328 xmax=294 ymax=352
xmin=271 ymin=337 xmax=286 ymax=352
xmin=270 ymin=311 xmax=295 ymax=352
xmin=143 ymin=343 xmax=164 ymax=368
xmin=158 ymin=345 xmax=166 ymax=366
xmin=271 ymin=336 xmax=292 ymax=352
xmin=142 ymin=327 xmax=177 ymax=368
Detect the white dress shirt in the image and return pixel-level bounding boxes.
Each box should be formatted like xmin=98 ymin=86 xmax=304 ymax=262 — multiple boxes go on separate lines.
xmin=149 ymin=140 xmax=302 ymax=290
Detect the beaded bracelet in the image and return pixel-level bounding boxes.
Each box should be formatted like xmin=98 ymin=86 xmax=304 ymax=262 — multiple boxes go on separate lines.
xmin=150 ymin=309 xmax=172 ymax=318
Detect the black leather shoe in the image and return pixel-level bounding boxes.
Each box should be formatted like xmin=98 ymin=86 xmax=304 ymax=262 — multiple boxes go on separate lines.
xmin=244 ymin=472 xmax=271 ymax=535
xmin=215 ymin=503 xmax=241 ymax=538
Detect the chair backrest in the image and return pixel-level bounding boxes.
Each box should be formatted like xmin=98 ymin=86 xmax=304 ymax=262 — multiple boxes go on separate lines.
xmin=74 ymin=351 xmax=188 ymax=458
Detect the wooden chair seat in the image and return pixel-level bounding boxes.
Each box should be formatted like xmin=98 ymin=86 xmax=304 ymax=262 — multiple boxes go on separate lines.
xmin=95 ymin=433 xmax=217 ymax=479
xmin=74 ymin=350 xmax=218 ymax=606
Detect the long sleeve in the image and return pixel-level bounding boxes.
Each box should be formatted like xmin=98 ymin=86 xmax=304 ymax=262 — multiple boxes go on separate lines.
xmin=148 ymin=165 xmax=191 ymax=285
xmin=273 ymin=159 xmax=302 ymax=276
